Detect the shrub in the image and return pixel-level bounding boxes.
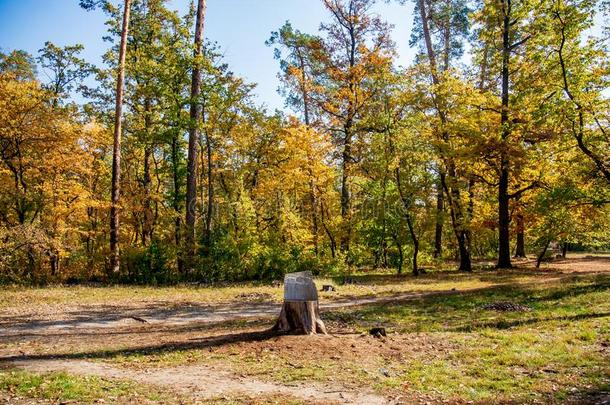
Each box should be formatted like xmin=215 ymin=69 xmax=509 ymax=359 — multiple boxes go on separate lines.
xmin=120 ymin=241 xmax=175 ymax=284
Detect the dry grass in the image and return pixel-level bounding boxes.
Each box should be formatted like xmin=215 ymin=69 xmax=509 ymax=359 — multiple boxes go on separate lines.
xmin=1 ymin=256 xmax=609 ymax=404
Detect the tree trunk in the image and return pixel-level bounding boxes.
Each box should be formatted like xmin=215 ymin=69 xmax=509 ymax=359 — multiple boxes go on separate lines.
xmin=298 ymin=53 xmax=319 ymax=255
xmin=309 ymin=176 xmax=319 ymax=255
xmin=320 ymin=200 xmax=336 ymax=258
xmin=438 ymin=13 xmax=454 ymax=272
xmin=171 ymin=133 xmax=183 ymax=274
xmin=562 ymin=242 xmax=568 ymax=258
xmin=536 ymin=240 xmax=550 ymax=268
xmin=391 ymin=232 xmax=403 ymax=275
xmin=340 ymin=17 xmax=357 ymax=258
xmin=141 ymin=148 xmax=152 ymax=246
xmin=441 ymin=169 xmax=472 ymax=272
xmin=434 ymin=173 xmax=444 ymax=258
xmin=417 ymin=0 xmax=470 ymax=272
xmin=340 ymin=132 xmax=352 ymax=255
xmin=497 ymin=0 xmax=513 ymax=269
xmin=50 ymin=253 xmax=59 ymax=276
xmin=299 ymin=50 xmax=311 ymax=128
xmin=514 ymin=212 xmax=526 ymax=258
xmin=109 ymin=0 xmax=132 ymax=275
xmin=457 ymin=231 xmax=472 ymax=272
xmin=203 ymin=126 xmax=213 ymax=255
xmin=497 ymin=163 xmax=512 ymax=267
xmin=141 ymin=98 xmax=153 ymax=247
xmin=376 ymin=172 xmax=388 ymax=267
xmin=417 ymin=0 xmax=440 ymax=82
xmin=406 ymin=215 xmax=419 ymax=276
xmin=394 ymin=163 xmax=420 ymax=276
xmin=185 ymin=0 xmax=206 ymax=268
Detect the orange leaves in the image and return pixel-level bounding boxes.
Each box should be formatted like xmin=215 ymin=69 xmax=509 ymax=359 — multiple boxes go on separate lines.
xmin=0 ymin=73 xmax=106 ymax=275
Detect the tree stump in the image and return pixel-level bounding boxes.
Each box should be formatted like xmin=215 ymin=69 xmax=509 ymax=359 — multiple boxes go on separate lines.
xmin=273 ymin=271 xmax=327 ymax=335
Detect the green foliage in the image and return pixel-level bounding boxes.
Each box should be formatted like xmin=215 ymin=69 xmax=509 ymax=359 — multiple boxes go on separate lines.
xmin=409 ymin=0 xmax=471 ymax=66
xmin=36 ymin=41 xmax=93 ymax=99
xmin=1 ymin=0 xmax=609 ymax=284
xmin=0 ymin=49 xmax=37 ymax=79
xmin=191 ymin=227 xmax=347 ymax=282
xmin=121 ymin=241 xmax=175 ymax=285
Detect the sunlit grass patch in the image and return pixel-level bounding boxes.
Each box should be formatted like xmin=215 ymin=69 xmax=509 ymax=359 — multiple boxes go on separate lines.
xmin=0 ymin=368 xmax=173 ymax=403
xmin=0 ymin=267 xmax=562 ymax=313
xmin=315 ymin=275 xmax=610 ymax=401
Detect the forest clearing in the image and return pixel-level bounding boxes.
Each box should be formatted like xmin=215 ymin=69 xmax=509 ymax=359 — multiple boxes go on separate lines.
xmin=1 ymin=255 xmax=610 ymax=404
xmin=1 ymin=0 xmax=610 ymax=403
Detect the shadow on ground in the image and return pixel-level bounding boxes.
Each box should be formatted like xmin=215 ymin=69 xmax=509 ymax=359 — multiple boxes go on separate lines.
xmin=0 ymin=328 xmax=283 ymax=364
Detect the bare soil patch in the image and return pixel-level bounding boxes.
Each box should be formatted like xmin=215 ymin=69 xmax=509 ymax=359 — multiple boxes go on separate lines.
xmin=10 ymin=358 xmax=387 ymax=404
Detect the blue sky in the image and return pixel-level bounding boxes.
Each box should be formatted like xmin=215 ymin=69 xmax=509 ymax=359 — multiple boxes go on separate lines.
xmin=0 ymin=0 xmax=416 ymax=111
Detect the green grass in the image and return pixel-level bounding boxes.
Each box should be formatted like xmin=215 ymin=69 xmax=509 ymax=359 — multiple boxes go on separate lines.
xmin=0 ymin=369 xmax=174 ymax=403
xmin=3 ymin=264 xmax=608 ymax=404
xmin=338 ymin=274 xmax=610 ymax=332
xmin=325 ymin=274 xmax=610 ymax=402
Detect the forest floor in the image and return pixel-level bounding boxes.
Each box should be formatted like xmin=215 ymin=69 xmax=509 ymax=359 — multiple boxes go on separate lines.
xmin=0 ymin=255 xmax=609 ymax=404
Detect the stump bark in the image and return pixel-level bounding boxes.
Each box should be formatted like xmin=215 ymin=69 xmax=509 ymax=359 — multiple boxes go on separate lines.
xmin=273 ymin=300 xmax=327 ymax=335
xmin=273 ymin=271 xmax=327 ymax=335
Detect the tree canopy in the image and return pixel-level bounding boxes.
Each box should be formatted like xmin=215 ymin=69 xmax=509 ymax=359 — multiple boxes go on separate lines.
xmin=0 ymin=0 xmax=608 ymax=283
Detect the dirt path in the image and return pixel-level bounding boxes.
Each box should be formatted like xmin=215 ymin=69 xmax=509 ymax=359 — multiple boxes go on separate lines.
xmin=0 ymin=268 xmax=607 ymax=342
xmin=0 ymin=288 xmax=471 ymax=336
xmin=10 ymin=358 xmax=390 ymax=405
xmin=1 ymin=269 xmax=601 ymax=337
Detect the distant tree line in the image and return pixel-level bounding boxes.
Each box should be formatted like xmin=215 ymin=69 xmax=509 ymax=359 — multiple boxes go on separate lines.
xmin=0 ymin=0 xmax=609 ymax=284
